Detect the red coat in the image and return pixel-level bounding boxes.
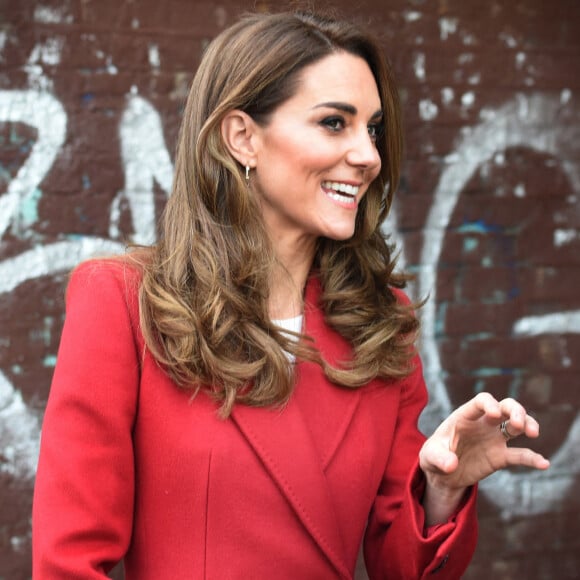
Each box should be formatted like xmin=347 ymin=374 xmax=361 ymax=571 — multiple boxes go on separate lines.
xmin=32 ymin=260 xmax=477 ymax=579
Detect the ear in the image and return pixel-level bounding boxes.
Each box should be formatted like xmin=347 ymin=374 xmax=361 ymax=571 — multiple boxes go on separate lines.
xmin=220 ymin=110 xmax=258 ymax=168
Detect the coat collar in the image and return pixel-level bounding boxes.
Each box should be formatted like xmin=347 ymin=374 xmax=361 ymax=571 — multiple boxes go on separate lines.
xmin=231 ymin=274 xmax=359 ymax=579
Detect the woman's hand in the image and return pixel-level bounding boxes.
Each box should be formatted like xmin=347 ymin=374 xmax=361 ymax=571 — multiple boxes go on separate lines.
xmin=418 ymin=392 xmax=550 ymax=525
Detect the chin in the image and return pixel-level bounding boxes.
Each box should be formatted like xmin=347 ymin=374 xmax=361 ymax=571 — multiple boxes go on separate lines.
xmin=324 ymin=229 xmax=356 ymax=242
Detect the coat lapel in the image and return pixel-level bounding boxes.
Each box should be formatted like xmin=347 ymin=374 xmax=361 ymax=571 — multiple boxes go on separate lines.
xmin=231 ymin=274 xmax=359 ymax=579
xmin=231 ymin=401 xmax=352 ymax=578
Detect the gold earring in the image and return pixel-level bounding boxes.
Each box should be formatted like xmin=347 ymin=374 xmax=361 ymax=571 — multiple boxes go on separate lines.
xmin=245 ymin=165 xmax=250 ymax=183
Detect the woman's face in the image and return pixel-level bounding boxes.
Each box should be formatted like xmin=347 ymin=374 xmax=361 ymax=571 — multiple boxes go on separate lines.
xmin=250 ymin=51 xmax=383 ymax=249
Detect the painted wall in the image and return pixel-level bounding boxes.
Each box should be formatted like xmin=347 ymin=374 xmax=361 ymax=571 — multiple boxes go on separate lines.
xmin=1 ymin=0 xmax=579 ymax=578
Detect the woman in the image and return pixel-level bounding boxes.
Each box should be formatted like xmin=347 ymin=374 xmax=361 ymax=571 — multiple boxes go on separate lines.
xmin=32 ymin=10 xmax=549 ymax=579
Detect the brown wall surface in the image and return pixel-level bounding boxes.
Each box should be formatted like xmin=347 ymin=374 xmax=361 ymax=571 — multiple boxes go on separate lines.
xmin=1 ymin=0 xmax=579 ymax=578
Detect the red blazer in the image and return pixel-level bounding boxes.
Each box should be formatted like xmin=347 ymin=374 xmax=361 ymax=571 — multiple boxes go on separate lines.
xmin=32 ymin=260 xmax=477 ymax=579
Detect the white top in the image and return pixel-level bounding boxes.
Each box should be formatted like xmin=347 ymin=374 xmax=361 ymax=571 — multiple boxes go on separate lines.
xmin=272 ymin=314 xmax=303 ymax=335
xmin=272 ymin=314 xmax=303 ymax=362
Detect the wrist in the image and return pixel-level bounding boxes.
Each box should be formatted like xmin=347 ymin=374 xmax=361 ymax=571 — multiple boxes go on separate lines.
xmin=422 ymin=477 xmax=468 ymax=527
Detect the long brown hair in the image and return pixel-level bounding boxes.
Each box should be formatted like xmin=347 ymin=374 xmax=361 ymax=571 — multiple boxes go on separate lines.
xmin=136 ymin=10 xmax=418 ymax=416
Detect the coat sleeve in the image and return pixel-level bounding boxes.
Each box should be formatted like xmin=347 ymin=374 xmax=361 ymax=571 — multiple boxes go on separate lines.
xmin=363 ymin=353 xmax=478 ymax=580
xmin=32 ymin=260 xmax=141 ymax=578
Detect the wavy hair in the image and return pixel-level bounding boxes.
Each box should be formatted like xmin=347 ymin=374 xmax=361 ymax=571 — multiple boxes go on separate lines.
xmin=135 ymin=10 xmax=419 ymax=416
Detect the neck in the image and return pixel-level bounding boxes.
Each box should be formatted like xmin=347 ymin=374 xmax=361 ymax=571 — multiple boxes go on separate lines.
xmin=268 ymin=234 xmax=316 ymax=320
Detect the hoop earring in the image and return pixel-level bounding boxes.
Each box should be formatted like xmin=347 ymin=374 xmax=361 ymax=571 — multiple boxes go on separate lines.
xmin=245 ymin=165 xmax=250 ymax=184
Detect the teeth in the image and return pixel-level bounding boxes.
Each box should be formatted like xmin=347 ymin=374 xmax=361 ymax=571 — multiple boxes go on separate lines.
xmin=327 ymin=191 xmax=355 ymax=204
xmin=322 ymin=181 xmax=359 ymax=196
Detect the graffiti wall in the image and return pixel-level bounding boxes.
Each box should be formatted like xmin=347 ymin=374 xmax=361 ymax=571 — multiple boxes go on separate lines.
xmin=1 ymin=0 xmax=579 ymax=578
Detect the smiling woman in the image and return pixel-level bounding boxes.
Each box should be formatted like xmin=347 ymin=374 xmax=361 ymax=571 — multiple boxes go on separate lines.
xmin=32 ymin=9 xmax=549 ymax=580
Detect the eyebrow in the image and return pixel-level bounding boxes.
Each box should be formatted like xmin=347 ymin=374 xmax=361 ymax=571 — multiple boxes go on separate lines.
xmin=313 ymin=102 xmax=383 ymax=120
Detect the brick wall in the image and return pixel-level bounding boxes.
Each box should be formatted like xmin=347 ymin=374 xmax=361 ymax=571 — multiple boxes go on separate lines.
xmin=1 ymin=0 xmax=579 ymax=578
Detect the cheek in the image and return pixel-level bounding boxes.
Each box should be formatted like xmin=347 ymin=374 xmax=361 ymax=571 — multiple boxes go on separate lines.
xmin=264 ymin=131 xmax=339 ymax=175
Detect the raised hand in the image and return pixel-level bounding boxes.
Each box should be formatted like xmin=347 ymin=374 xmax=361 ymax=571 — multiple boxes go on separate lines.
xmin=418 ymin=393 xmax=550 ymax=525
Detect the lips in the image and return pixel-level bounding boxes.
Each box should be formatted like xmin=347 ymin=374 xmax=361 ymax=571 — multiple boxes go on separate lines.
xmin=321 ymin=181 xmax=360 ymax=206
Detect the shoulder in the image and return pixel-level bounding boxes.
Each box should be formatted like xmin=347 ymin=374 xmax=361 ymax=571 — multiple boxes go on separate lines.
xmin=69 ymin=254 xmax=143 ymax=290
xmin=66 ymin=254 xmax=146 ymax=317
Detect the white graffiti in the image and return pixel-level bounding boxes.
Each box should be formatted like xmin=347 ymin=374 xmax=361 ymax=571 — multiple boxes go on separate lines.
xmin=0 ymin=238 xmax=126 ymax=296
xmin=514 ymin=311 xmax=580 ymax=337
xmin=0 ymin=91 xmax=66 ymax=238
xmin=0 ymin=370 xmax=40 ymax=479
xmin=110 ymin=91 xmax=173 ymax=244
xmin=1 ymin=86 xmax=579 ymax=518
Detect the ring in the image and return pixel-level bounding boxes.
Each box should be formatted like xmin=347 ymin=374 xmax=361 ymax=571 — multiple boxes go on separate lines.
xmin=500 ymin=420 xmax=516 ymax=441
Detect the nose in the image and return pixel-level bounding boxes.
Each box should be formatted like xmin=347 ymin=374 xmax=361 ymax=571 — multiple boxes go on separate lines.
xmin=345 ymin=126 xmax=381 ymax=172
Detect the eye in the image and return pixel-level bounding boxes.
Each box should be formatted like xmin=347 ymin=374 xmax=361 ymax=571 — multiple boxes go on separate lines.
xmin=320 ymin=116 xmax=345 ymax=132
xmin=367 ymin=122 xmax=384 ymax=142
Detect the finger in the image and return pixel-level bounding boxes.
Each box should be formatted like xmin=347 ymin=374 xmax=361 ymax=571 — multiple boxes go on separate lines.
xmin=505 ymin=447 xmax=550 ymax=470
xmin=499 ymin=413 xmax=542 ymax=445
xmin=498 ymin=398 xmax=529 ymax=430
xmin=499 ymin=400 xmax=542 ymax=438
xmin=456 ymin=392 xmax=502 ymax=422
xmin=523 ymin=414 xmax=540 ymax=438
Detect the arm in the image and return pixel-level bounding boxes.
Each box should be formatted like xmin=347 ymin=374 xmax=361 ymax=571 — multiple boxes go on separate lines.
xmin=363 ymin=355 xmax=478 ymax=580
xmin=32 ymin=260 xmax=140 ymax=578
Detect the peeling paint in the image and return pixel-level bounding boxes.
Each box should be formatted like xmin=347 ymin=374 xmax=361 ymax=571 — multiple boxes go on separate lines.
xmin=403 ymin=10 xmax=422 ymax=23
xmin=32 ymin=38 xmax=63 ymax=66
xmin=438 ymin=16 xmax=458 ymax=41
xmin=413 ymin=53 xmax=426 ymax=82
xmin=148 ymin=44 xmax=161 ymax=69
xmin=499 ymin=32 xmax=518 ymax=48
xmin=461 ymin=32 xmax=476 ymax=46
xmin=554 ymin=228 xmax=579 ymax=247
xmin=441 ymin=87 xmax=454 ymax=106
xmin=468 ymin=73 xmax=481 ymax=85
xmin=105 ymin=56 xmax=118 ymax=75
xmin=458 ymin=53 xmax=474 ymax=65
xmin=33 ymin=5 xmax=73 ymax=24
xmin=461 ymin=91 xmax=475 ymax=108
xmin=514 ymin=183 xmax=526 ymax=198
xmin=25 ymin=39 xmax=64 ymax=91
xmin=419 ymin=99 xmax=438 ymax=121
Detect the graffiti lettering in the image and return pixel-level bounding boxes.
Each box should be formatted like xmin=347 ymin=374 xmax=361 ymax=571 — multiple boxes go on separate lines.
xmin=0 ymin=91 xmax=66 ymax=238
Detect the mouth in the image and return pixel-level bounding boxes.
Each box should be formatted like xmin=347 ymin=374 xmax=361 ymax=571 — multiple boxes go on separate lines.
xmin=321 ymin=181 xmax=360 ymax=206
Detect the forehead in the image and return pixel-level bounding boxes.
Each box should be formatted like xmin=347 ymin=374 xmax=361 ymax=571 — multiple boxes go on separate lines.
xmin=289 ymin=51 xmax=382 ymax=111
